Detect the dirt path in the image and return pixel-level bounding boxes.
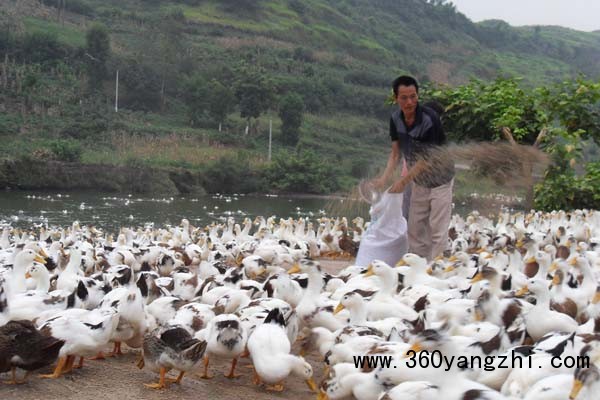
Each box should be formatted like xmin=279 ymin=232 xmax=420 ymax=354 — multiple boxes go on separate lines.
xmin=0 ymin=258 xmax=354 ymax=400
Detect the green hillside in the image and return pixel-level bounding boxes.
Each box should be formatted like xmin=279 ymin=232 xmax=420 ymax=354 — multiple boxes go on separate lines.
xmin=1 ymin=0 xmax=599 ymax=194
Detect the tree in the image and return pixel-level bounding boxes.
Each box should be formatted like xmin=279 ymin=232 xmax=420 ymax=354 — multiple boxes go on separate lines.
xmin=263 ymin=150 xmax=341 ymax=193
xmin=234 ymin=63 xmax=274 ymax=134
xmin=207 ymin=79 xmax=235 ymax=131
xmin=85 ymin=24 xmax=110 ymax=93
xmin=153 ymin=9 xmax=185 ymax=111
xmin=278 ymin=93 xmax=304 ymax=146
xmin=22 ymin=31 xmax=68 ymax=64
xmin=185 ymin=76 xmax=234 ymax=129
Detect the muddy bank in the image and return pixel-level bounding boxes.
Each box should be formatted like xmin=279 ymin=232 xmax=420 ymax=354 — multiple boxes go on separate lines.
xmin=0 ymin=160 xmax=207 ymax=195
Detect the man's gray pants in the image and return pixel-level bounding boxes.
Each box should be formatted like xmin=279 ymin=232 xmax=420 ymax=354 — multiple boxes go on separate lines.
xmin=407 ymin=179 xmax=453 ymax=261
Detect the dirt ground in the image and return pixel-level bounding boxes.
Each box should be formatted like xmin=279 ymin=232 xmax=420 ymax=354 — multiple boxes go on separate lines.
xmin=0 ymin=259 xmax=353 ymax=400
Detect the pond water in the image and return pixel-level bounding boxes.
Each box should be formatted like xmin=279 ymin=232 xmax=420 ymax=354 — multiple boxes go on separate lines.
xmin=0 ymin=190 xmax=358 ymax=233
xmin=0 ymin=189 xmax=523 ymax=234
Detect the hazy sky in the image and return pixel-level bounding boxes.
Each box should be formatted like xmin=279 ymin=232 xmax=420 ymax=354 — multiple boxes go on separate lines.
xmin=450 ymin=0 xmax=600 ymax=32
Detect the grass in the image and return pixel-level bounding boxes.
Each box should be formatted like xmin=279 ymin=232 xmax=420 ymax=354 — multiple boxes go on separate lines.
xmin=23 ymin=17 xmax=86 ymax=47
xmin=81 ymin=133 xmax=239 ymax=168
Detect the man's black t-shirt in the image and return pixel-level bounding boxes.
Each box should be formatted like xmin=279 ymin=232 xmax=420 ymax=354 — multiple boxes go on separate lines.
xmin=389 ymin=104 xmax=455 ymax=188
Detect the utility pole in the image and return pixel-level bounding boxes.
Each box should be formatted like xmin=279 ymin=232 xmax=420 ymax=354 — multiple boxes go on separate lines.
xmin=114 ymin=69 xmax=119 ymax=112
xmin=268 ymin=118 xmax=272 ymax=162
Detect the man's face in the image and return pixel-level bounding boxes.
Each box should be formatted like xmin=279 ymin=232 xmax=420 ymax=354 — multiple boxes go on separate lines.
xmin=396 ymin=85 xmax=418 ymax=116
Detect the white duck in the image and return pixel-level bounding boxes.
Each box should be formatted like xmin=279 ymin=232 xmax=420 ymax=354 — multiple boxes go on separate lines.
xmin=196 ymin=313 xmax=247 ymax=379
xmin=517 ymin=278 xmax=578 ymax=341
xmin=287 ymin=260 xmax=345 ymax=332
xmin=247 ymin=307 xmax=317 ymax=392
xmin=38 ymin=308 xmax=119 ymax=378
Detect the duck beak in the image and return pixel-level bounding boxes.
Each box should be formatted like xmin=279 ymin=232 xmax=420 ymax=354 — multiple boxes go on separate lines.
xmin=434 ymin=255 xmax=444 ymax=262
xmin=484 ymin=253 xmax=493 ymax=259
xmin=593 ymin=292 xmax=600 ymax=304
xmin=396 ymin=259 xmax=407 ymax=267
xmin=39 ymin=248 xmax=49 ymax=258
xmin=34 ymin=254 xmax=47 ymax=264
xmin=448 ymin=255 xmax=458 ymax=262
xmin=425 ymin=267 xmax=433 ymax=275
xmin=549 ymin=262 xmax=558 ymax=272
xmin=516 ymin=240 xmax=524 ymax=248
xmin=569 ymin=378 xmax=583 ymax=399
xmin=317 ymin=390 xmax=329 ymax=400
xmin=474 ymin=308 xmax=483 ymax=322
xmin=404 ymin=342 xmax=423 ymax=357
xmin=524 ymin=256 xmax=536 ymax=264
xmin=306 ymin=378 xmax=318 ymax=392
xmin=287 ymin=264 xmax=301 ymax=274
xmin=235 ymin=254 xmax=244 ymax=266
xmin=333 ymin=303 xmax=345 ymax=315
xmin=364 ymin=265 xmax=375 ymax=277
xmin=551 ymin=274 xmax=560 ymax=286
xmin=444 ymin=265 xmax=455 ymax=273
xmin=515 ymin=286 xmax=529 ymax=297
xmin=470 ymin=273 xmax=484 ymax=284
xmin=569 ymin=258 xmax=578 ymax=266
xmin=25 ymin=272 xmax=32 ymax=279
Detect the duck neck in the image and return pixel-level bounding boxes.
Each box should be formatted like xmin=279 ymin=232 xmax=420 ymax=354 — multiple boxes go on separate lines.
xmin=534 ymin=260 xmax=550 ymax=280
xmin=34 ymin=271 xmax=51 ymax=292
xmin=306 ymin=268 xmax=324 ymax=295
xmin=377 ymin=269 xmax=399 ymax=297
xmin=534 ymin=288 xmax=551 ymax=309
xmin=579 ymin=260 xmax=595 ymax=291
xmin=348 ymin=300 xmax=368 ymax=325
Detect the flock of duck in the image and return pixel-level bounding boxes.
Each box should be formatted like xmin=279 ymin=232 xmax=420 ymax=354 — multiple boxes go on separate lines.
xmin=1 ymin=209 xmax=600 ymax=400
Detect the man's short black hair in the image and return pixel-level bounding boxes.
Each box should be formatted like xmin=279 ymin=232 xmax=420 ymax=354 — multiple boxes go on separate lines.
xmin=392 ymin=75 xmax=419 ymax=96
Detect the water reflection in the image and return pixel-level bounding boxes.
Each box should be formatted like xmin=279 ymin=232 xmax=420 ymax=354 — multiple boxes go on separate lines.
xmin=0 ymin=190 xmax=345 ymax=233
xmin=0 ymin=190 xmax=523 ymax=234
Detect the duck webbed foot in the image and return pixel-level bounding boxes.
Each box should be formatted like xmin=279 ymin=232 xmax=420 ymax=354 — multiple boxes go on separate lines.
xmin=108 ymin=341 xmax=124 ymax=356
xmin=89 ymin=352 xmax=106 ymax=361
xmin=224 ymin=357 xmax=241 ymax=379
xmin=144 ymin=367 xmax=169 ymax=390
xmin=199 ymin=356 xmax=213 ymax=379
xmin=265 ymin=382 xmax=285 ymax=392
xmin=4 ymin=368 xmax=29 ymax=385
xmin=165 ymin=371 xmax=185 ymax=384
xmin=39 ymin=356 xmax=71 ymax=379
xmin=252 ymin=369 xmax=262 ymax=385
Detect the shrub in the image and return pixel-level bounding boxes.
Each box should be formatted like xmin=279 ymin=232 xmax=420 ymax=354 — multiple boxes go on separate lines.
xmin=278 ymin=93 xmax=304 ymax=146
xmin=60 ymin=116 xmax=108 ymax=140
xmin=201 ymin=153 xmax=262 ymax=193
xmin=47 ymin=140 xmax=83 ymax=162
xmin=262 ymin=150 xmax=341 ymax=193
xmin=534 ymin=162 xmax=600 ymax=211
xmin=22 ymin=32 xmax=69 ymax=64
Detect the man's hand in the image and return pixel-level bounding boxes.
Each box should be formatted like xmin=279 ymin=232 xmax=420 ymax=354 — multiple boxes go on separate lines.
xmin=388 ymin=178 xmax=407 ymax=193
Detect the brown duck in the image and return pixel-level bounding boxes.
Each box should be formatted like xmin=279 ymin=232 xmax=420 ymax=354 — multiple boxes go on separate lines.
xmin=0 ymin=320 xmax=64 ymax=384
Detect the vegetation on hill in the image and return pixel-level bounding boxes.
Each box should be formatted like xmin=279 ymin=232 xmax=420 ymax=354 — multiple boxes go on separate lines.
xmin=1 ymin=0 xmax=599 ymax=209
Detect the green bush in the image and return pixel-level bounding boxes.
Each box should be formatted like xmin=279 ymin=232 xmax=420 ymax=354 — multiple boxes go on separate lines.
xmin=262 ymin=149 xmax=341 ymax=193
xmin=60 ymin=116 xmax=108 ymax=140
xmin=201 ymin=153 xmax=263 ymax=193
xmin=40 ymin=0 xmax=95 ymax=16
xmin=47 ymin=140 xmax=83 ymax=162
xmin=22 ymin=32 xmax=69 ymax=64
xmin=534 ymin=162 xmax=600 ymax=211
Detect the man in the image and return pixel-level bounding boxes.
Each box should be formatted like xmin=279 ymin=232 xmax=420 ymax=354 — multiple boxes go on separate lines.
xmin=373 ymin=75 xmax=454 ymax=261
